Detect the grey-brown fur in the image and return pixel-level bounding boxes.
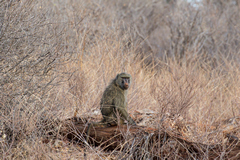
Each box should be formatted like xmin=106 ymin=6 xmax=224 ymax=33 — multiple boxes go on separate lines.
xmin=100 ymin=72 xmax=136 ymax=125
xmin=86 ymin=73 xmax=136 ymax=142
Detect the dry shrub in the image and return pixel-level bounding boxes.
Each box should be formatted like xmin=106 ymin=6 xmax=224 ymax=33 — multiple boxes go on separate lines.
xmin=1 ymin=0 xmax=240 ymax=159
xmin=0 ymin=0 xmax=72 ymax=158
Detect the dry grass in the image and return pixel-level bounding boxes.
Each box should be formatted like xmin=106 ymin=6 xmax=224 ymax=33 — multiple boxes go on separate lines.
xmin=1 ymin=0 xmax=240 ymax=159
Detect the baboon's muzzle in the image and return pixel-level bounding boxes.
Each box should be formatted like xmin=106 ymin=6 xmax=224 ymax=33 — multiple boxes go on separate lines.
xmin=124 ymin=83 xmax=129 ymax=89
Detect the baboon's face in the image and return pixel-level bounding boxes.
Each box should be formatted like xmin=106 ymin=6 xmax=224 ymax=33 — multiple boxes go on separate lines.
xmin=116 ymin=73 xmax=131 ymax=90
xmin=121 ymin=77 xmax=130 ymax=90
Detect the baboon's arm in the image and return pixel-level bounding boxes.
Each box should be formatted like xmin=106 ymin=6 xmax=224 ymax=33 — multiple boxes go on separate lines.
xmin=115 ymin=100 xmax=136 ymax=125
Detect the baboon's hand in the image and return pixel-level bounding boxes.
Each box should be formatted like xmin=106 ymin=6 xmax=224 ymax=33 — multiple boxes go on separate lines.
xmin=129 ymin=118 xmax=137 ymax=126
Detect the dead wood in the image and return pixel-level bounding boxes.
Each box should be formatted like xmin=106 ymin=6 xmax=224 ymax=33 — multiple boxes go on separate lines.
xmin=59 ymin=117 xmax=240 ymax=159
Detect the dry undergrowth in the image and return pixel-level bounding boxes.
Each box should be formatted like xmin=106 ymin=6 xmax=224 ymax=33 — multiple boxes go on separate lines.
xmin=1 ymin=0 xmax=240 ymax=159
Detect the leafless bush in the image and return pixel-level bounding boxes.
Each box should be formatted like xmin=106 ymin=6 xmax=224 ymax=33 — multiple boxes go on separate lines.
xmin=110 ymin=0 xmax=240 ymax=66
xmin=0 ymin=0 xmax=74 ymax=158
xmin=1 ymin=0 xmax=240 ymax=159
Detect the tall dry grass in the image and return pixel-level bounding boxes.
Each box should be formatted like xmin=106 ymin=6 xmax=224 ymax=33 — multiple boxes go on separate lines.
xmin=1 ymin=0 xmax=240 ymax=159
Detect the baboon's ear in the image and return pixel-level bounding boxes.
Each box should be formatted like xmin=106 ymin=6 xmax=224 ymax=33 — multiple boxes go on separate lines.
xmin=116 ymin=74 xmax=120 ymax=79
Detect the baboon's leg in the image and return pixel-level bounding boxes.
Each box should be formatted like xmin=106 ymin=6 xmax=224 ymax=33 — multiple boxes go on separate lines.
xmin=115 ymin=107 xmax=136 ymax=125
xmin=112 ymin=109 xmax=126 ymax=125
xmin=103 ymin=112 xmax=118 ymax=126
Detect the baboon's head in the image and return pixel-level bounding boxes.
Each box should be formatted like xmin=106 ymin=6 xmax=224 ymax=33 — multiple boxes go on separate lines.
xmin=115 ymin=73 xmax=131 ymax=90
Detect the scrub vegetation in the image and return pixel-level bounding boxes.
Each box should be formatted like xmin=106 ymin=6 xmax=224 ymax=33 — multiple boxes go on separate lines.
xmin=1 ymin=0 xmax=240 ymax=159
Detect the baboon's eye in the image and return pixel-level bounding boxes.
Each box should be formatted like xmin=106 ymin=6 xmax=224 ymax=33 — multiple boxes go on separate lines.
xmin=122 ymin=78 xmax=130 ymax=84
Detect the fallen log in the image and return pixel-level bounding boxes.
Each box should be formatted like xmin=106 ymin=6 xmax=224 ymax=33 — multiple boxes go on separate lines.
xmin=59 ymin=117 xmax=240 ymax=159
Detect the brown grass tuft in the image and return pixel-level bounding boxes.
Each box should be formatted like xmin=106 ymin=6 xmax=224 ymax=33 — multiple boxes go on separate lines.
xmin=1 ymin=0 xmax=240 ymax=159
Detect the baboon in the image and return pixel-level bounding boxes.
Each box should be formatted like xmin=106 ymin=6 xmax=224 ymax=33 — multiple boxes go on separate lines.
xmin=86 ymin=73 xmax=136 ymax=142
